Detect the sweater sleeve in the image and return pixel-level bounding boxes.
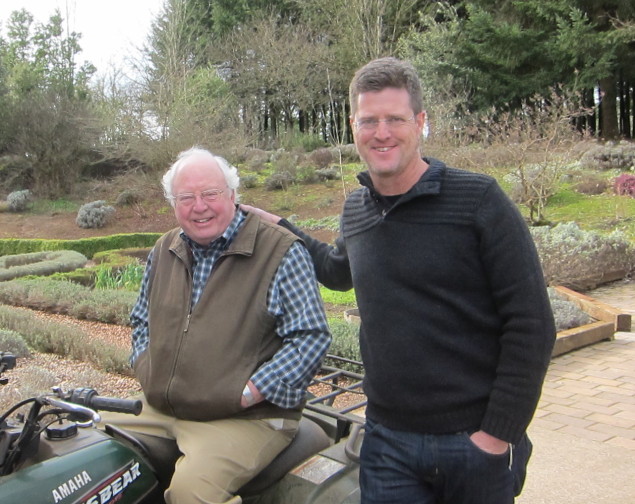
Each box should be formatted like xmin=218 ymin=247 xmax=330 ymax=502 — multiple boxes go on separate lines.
xmin=278 ymin=218 xmax=354 ymax=292
xmin=477 ymin=181 xmax=556 ymax=443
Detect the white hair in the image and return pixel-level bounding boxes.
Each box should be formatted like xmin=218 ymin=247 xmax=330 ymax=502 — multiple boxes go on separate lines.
xmin=162 ymin=146 xmax=240 ymax=206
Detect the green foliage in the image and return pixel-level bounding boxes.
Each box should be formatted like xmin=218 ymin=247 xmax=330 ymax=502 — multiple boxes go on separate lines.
xmin=93 ymin=263 xmax=145 ymax=292
xmin=0 ymin=234 xmax=160 ymax=259
xmin=295 ymin=216 xmax=341 ymax=233
xmin=0 ymin=304 xmax=131 ymax=375
xmin=400 ymin=0 xmax=634 ymax=139
xmin=0 ymin=278 xmax=137 ymax=326
xmin=31 ymin=198 xmax=78 ymax=213
xmin=92 ymin=248 xmax=150 ymax=265
xmin=0 ymin=250 xmax=87 ymax=281
xmin=545 ymin=185 xmax=635 ymax=241
xmin=25 ymin=244 xmax=145 ymax=286
xmin=531 ymin=222 xmax=635 ymax=291
xmin=0 ymin=9 xmax=98 ymax=197
xmin=320 ymin=286 xmax=356 ymax=306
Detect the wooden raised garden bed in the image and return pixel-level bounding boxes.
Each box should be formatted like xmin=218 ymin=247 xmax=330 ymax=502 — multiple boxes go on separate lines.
xmin=552 ymin=285 xmax=632 ymax=357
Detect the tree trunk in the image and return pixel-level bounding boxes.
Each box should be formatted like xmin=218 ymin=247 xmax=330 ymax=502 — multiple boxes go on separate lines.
xmin=619 ymin=77 xmax=632 ymax=139
xmin=599 ymin=75 xmax=619 ymax=140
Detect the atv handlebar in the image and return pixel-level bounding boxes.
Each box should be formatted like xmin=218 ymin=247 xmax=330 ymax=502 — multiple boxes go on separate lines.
xmin=60 ymin=387 xmax=143 ymax=416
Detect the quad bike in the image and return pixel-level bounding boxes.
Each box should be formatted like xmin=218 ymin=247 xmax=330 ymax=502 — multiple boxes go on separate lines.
xmin=0 ymin=351 xmax=366 ymax=503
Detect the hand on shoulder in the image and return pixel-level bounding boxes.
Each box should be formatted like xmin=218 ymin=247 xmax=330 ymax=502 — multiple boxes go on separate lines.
xmin=240 ymin=204 xmax=282 ymax=225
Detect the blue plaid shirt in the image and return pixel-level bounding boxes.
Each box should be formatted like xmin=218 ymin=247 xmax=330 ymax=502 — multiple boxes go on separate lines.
xmin=130 ymin=210 xmax=331 ymax=409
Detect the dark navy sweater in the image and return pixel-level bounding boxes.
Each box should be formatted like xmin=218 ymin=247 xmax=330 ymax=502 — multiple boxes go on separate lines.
xmin=282 ymin=158 xmax=555 ymax=443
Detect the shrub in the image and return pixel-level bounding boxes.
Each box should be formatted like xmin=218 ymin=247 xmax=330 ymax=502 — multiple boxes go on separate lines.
xmin=0 ymin=278 xmax=137 ymax=326
xmin=580 ymin=142 xmax=635 ymax=171
xmin=574 ymin=175 xmax=609 ymax=195
xmin=0 ymin=233 xmax=160 ymax=259
xmin=244 ymin=148 xmax=270 ymax=171
xmin=316 ymin=168 xmax=341 ymax=181
xmin=613 ymin=173 xmax=635 ymax=197
xmin=0 ymin=305 xmax=131 ymax=375
xmin=69 ymin=288 xmax=138 ymax=325
xmin=0 ymin=250 xmax=88 ymax=281
xmin=280 ymin=132 xmax=327 ymax=152
xmin=507 ymin=163 xmax=560 ymax=224
xmin=0 ymin=329 xmax=31 ymax=357
xmin=531 ymin=222 xmax=635 ymax=290
xmin=265 ymin=171 xmax=295 ymax=191
xmin=331 ymin=144 xmax=359 ymax=163
xmin=327 ymin=319 xmax=362 ymax=372
xmin=547 ymin=288 xmax=592 ymax=331
xmin=6 ymin=189 xmax=31 ymax=212
xmin=76 ymin=200 xmax=116 ymax=228
xmin=241 ymin=174 xmax=258 ymax=189
xmin=296 ymin=166 xmax=319 ymax=185
xmin=310 ymin=148 xmax=334 ymax=169
xmin=271 ymin=150 xmax=302 ymax=177
xmin=115 ymin=189 xmax=142 ymax=206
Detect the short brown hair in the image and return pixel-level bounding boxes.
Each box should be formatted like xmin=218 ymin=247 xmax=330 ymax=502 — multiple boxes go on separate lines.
xmin=349 ymin=57 xmax=423 ymax=117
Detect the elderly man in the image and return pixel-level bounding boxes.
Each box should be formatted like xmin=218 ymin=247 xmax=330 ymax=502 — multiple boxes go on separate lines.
xmin=106 ymin=146 xmax=331 ymax=504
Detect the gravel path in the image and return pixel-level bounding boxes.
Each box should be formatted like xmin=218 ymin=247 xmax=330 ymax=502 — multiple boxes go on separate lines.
xmin=1 ymin=309 xmax=141 ymax=411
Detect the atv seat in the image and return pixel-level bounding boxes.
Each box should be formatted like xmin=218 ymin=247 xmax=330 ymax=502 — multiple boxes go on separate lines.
xmin=105 ymin=416 xmax=331 ymax=497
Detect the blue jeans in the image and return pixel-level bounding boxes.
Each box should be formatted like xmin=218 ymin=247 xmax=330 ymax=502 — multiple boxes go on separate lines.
xmin=359 ymin=419 xmax=532 ymax=504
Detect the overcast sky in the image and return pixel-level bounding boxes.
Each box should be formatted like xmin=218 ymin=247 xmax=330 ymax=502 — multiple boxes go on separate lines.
xmin=0 ymin=0 xmax=164 ymax=75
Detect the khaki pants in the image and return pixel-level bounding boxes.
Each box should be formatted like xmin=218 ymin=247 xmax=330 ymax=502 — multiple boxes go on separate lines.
xmin=101 ymin=396 xmax=297 ymax=504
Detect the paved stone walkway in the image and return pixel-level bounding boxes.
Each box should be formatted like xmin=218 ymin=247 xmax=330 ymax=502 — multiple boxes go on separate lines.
xmin=536 ymin=331 xmax=635 ymax=451
xmin=517 ymin=331 xmax=635 ymax=503
xmin=518 ymin=283 xmax=635 ymax=503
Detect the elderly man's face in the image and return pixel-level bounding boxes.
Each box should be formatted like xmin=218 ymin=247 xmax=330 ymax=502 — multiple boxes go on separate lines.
xmin=171 ymin=158 xmax=235 ymax=246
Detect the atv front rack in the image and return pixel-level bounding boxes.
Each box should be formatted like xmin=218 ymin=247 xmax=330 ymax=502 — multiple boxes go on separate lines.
xmin=306 ymin=355 xmax=366 ymax=427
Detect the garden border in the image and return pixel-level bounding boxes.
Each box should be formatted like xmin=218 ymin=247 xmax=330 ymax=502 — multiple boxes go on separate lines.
xmin=552 ymin=285 xmax=632 ymax=357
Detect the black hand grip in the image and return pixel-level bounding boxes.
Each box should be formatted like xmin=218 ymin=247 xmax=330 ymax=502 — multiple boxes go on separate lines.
xmin=88 ymin=395 xmax=143 ymax=415
xmin=68 ymin=388 xmax=143 ymax=415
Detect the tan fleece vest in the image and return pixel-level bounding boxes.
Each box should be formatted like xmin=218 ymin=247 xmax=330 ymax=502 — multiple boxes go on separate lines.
xmin=134 ymin=213 xmax=301 ymax=421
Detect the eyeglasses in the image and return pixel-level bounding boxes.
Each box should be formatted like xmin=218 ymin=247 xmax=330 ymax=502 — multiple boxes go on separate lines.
xmin=353 ymin=115 xmax=415 ymax=131
xmin=172 ymin=189 xmax=224 ymax=207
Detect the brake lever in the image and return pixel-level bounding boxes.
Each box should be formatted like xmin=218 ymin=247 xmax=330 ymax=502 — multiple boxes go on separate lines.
xmin=44 ymin=397 xmax=101 ymax=424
